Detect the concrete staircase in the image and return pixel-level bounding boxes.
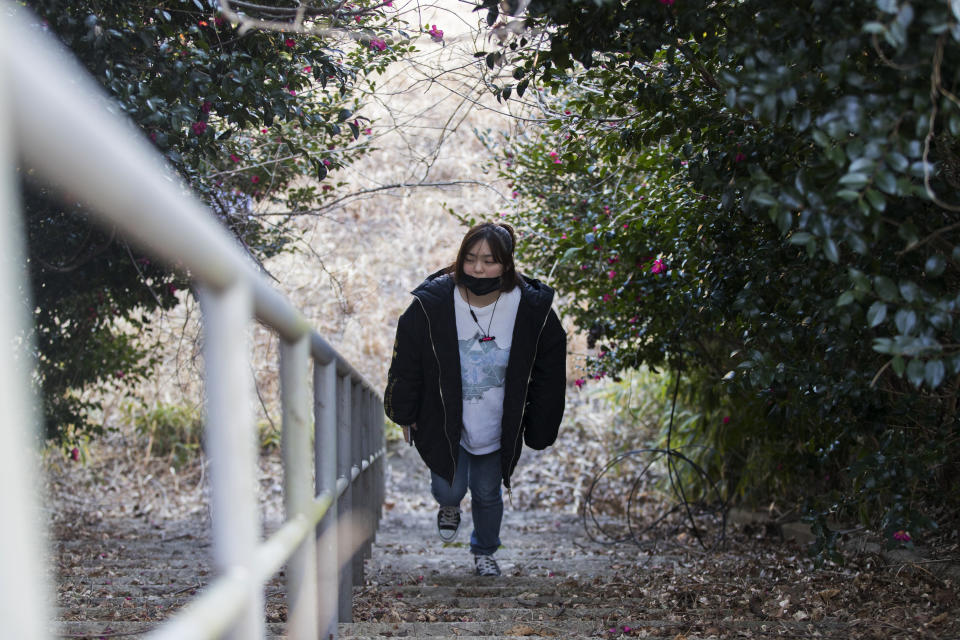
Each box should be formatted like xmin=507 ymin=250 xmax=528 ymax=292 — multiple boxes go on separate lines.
xmin=345 ymin=506 xmax=672 ymax=640
xmin=54 ymin=445 xmax=845 ymax=639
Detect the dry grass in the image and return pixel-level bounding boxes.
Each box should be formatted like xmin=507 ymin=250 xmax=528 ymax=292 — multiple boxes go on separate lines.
xmin=109 ymin=0 xmax=577 ymax=430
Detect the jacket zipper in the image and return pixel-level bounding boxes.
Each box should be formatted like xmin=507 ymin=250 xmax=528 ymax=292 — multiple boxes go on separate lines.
xmin=506 ymin=306 xmax=552 ymax=492
xmin=414 ymin=295 xmax=457 ymax=479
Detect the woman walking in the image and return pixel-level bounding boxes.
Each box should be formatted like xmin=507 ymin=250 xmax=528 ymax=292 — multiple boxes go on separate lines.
xmin=384 ymin=221 xmax=566 ymax=576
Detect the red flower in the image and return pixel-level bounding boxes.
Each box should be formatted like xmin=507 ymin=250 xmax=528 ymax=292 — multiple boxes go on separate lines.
xmin=284 ymin=38 xmax=296 ymax=48
xmin=70 ymin=447 xmax=80 ymax=461
xmin=230 ymin=153 xmax=240 ymax=163
xmin=369 ymin=38 xmax=387 ymax=51
xmin=251 ymin=175 xmax=260 ymax=183
xmin=734 ymin=152 xmax=746 ymax=163
xmin=651 ymin=259 xmax=665 ymax=274
xmin=574 ymin=378 xmax=585 ymax=389
xmin=191 ymin=121 xmax=207 ymax=136
xmin=201 ymin=101 xmax=212 ymax=113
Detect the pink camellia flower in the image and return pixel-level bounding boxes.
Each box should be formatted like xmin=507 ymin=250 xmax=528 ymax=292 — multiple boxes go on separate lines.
xmin=201 ymin=100 xmax=212 ymax=113
xmin=214 ymin=16 xmax=225 ymax=27
xmin=428 ymin=24 xmax=444 ymax=41
xmin=369 ymin=38 xmax=387 ymax=51
xmin=659 ymin=0 xmax=675 ymax=5
xmin=168 ymin=283 xmax=178 ymax=295
xmin=574 ymin=378 xmax=585 ymax=389
xmin=284 ymin=37 xmax=295 ymax=48
xmin=191 ymin=121 xmax=207 ymax=135
xmin=512 ymin=191 xmax=519 ymax=198
xmin=385 ymin=1 xmax=393 ymax=5
xmin=580 ymin=264 xmax=588 ymax=270
xmin=651 ymin=258 xmax=666 ymax=274
xmin=70 ymin=447 xmax=80 ymax=461
xmin=602 ymin=294 xmax=612 ymax=302
xmin=734 ymin=151 xmax=746 ymax=163
xmin=548 ymin=151 xmax=558 ymax=158
xmin=723 ymin=415 xmax=731 ymax=424
xmin=623 ymin=627 xmax=632 ymax=634
xmin=230 ymin=153 xmax=240 ymax=163
xmin=893 ymin=530 xmax=911 ymax=542
xmin=261 ymin=127 xmax=268 ymax=133
xmin=608 ymin=270 xmax=616 ymax=279
xmin=561 ymin=233 xmax=567 ymax=239
xmin=289 ymin=89 xmax=297 ymax=96
xmin=323 ymin=158 xmax=332 ymax=166
xmin=364 ymin=127 xmax=372 ymax=135
xmin=149 ymin=132 xmax=157 ymax=142
xmin=304 ymin=65 xmax=312 ymax=73
xmin=251 ymin=175 xmax=260 ymax=183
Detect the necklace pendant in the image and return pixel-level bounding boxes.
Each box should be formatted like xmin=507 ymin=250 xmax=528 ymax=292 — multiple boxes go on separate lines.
xmin=479 ymin=336 xmax=495 ymax=343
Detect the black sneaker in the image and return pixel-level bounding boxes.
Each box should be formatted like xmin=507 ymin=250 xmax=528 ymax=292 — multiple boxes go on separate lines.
xmin=437 ymin=506 xmax=461 ymax=542
xmin=474 ymin=553 xmax=501 ymax=577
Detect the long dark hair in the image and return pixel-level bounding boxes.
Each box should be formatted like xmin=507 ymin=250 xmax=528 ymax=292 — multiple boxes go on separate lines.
xmin=447 ymin=222 xmax=522 ymax=291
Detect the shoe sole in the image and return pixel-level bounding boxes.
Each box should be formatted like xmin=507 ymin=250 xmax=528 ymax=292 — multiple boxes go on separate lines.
xmin=438 ymin=528 xmax=459 ymax=542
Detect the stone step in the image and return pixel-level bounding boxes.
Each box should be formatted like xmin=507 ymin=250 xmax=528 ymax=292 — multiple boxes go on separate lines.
xmin=339 ymin=616 xmax=839 ymax=637
xmin=364 ymin=555 xmax=682 ymax=580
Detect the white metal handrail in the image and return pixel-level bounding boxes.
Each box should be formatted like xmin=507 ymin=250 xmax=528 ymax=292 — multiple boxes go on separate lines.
xmin=0 ymin=5 xmax=385 ymax=640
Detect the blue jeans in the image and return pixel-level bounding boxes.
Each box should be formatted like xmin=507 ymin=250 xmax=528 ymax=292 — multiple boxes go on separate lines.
xmin=431 ymin=446 xmax=503 ymax=556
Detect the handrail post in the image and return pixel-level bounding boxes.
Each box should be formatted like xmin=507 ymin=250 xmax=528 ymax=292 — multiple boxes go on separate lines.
xmin=362 ymin=389 xmax=374 ymax=559
xmin=350 ymin=382 xmax=364 ymax=586
xmin=375 ymin=396 xmax=385 ymax=529
xmin=336 ymin=374 xmax=353 ymax=623
xmin=198 ymin=283 xmax=264 ymax=640
xmin=314 ymin=360 xmax=339 ymax=640
xmin=0 ymin=25 xmax=53 ymax=634
xmin=281 ymin=335 xmax=317 ymax=640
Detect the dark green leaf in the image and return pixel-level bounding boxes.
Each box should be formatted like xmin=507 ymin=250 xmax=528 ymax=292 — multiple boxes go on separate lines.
xmin=867 ymin=301 xmax=887 ymax=327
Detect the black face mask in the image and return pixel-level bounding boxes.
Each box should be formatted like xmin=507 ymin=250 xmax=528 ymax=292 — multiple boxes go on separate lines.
xmin=460 ymin=274 xmax=502 ymax=295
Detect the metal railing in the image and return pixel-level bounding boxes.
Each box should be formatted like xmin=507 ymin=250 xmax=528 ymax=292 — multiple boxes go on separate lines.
xmin=0 ymin=5 xmax=384 ymax=639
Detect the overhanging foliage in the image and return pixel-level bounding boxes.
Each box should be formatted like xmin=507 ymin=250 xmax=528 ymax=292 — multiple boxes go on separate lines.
xmin=476 ymin=0 xmax=960 ymax=553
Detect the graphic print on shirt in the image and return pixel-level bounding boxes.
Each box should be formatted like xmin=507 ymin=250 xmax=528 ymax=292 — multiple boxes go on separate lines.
xmin=459 ymin=331 xmax=510 ymax=402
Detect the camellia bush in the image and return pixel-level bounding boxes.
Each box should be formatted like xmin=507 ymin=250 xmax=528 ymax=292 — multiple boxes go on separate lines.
xmin=476 ymin=0 xmax=960 ymax=555
xmin=17 ymin=0 xmax=414 ymax=444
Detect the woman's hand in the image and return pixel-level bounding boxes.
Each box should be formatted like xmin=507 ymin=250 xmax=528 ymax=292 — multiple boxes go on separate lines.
xmin=403 ymin=422 xmax=417 ymax=445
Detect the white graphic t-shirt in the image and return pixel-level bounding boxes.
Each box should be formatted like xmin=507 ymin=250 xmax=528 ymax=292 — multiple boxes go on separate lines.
xmin=454 ymin=285 xmax=521 ymax=455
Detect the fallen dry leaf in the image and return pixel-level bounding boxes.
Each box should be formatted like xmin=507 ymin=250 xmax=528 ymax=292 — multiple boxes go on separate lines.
xmin=507 ymin=624 xmax=539 ymax=636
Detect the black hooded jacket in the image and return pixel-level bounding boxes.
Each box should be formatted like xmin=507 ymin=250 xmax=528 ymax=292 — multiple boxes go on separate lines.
xmin=384 ymin=270 xmax=566 ymax=489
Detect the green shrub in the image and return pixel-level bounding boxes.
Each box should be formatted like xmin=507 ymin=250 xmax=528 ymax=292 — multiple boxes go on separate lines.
xmin=129 ymin=402 xmax=203 ymax=468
